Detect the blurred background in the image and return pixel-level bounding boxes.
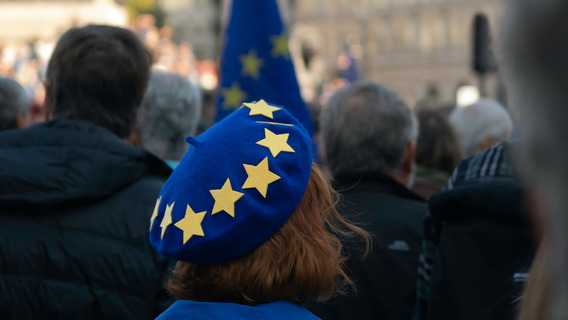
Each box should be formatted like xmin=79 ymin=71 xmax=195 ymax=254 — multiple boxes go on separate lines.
xmin=0 ymin=0 xmax=505 ymax=125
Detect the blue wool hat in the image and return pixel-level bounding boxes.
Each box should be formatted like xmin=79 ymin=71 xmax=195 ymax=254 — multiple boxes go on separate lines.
xmin=149 ymin=100 xmax=313 ymax=264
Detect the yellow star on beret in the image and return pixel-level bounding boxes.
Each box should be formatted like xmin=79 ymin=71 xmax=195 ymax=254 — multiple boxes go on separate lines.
xmin=243 ymin=99 xmax=281 ymax=119
xmin=175 ymin=204 xmax=207 ymax=245
xmin=160 ymin=202 xmax=175 ymax=239
xmin=210 ymin=178 xmax=244 ymax=217
xmin=256 ymin=128 xmax=295 ymax=157
xmin=149 ymin=196 xmax=161 ymax=231
xmin=242 ymin=157 xmax=281 ymax=198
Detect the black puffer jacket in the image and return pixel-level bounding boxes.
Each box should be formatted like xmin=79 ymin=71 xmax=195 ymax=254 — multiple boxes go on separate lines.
xmin=0 ymin=120 xmax=173 ymax=319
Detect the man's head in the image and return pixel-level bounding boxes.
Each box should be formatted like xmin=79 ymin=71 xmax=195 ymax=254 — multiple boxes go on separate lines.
xmin=138 ymin=71 xmax=202 ymax=160
xmin=320 ymin=80 xmax=418 ymax=186
xmin=0 ymin=77 xmax=31 ymax=131
xmin=45 ymin=24 xmax=152 ymax=138
xmin=449 ymin=98 xmax=512 ymax=157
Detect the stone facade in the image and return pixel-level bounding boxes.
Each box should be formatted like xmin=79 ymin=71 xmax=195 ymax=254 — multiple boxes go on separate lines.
xmin=290 ymin=0 xmax=504 ymax=107
xmin=0 ymin=0 xmax=127 ymax=43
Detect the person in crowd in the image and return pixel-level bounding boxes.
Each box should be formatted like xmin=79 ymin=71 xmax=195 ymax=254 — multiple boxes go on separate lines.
xmin=517 ymin=240 xmax=551 ymax=320
xmin=503 ymin=1 xmax=568 ymax=319
xmin=307 ymin=80 xmax=427 ymax=320
xmin=413 ymin=108 xmax=462 ymax=199
xmin=449 ymin=98 xmax=513 ymax=157
xmin=136 ymin=70 xmax=202 ymax=167
xmin=416 ymin=142 xmax=536 ymax=320
xmin=0 ymin=25 xmax=173 ymax=319
xmin=148 ymin=100 xmax=370 ymax=319
xmin=0 ymin=76 xmax=31 ymax=131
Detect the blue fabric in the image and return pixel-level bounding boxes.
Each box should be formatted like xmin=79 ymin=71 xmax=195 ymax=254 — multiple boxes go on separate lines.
xmin=215 ymin=0 xmax=313 ymax=137
xmin=156 ymin=300 xmax=320 ymax=320
xmin=150 ymin=105 xmax=312 ymax=264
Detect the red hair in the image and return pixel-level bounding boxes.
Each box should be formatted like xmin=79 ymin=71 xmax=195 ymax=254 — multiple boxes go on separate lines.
xmin=167 ymin=163 xmax=370 ymax=305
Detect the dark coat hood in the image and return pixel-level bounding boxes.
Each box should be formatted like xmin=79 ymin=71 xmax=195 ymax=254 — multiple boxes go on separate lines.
xmin=0 ymin=120 xmax=172 ymax=208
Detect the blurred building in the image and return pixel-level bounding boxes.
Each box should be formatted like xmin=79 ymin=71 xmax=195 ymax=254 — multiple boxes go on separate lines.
xmin=0 ymin=0 xmax=127 ymax=43
xmin=159 ymin=0 xmax=294 ymax=60
xmin=291 ymin=0 xmax=503 ymax=107
xmin=158 ymin=0 xmax=218 ymax=59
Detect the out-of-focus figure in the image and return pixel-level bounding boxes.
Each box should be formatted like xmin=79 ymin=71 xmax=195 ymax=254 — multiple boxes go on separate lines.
xmin=449 ymin=98 xmax=513 ymax=157
xmin=416 ymin=142 xmax=535 ymax=320
xmin=308 ymin=80 xmax=426 ymax=320
xmin=503 ymin=1 xmax=568 ymax=319
xmin=517 ymin=241 xmax=551 ymax=320
xmin=0 ymin=25 xmax=173 ymax=319
xmin=0 ymin=76 xmax=31 ymax=131
xmin=138 ymin=70 xmax=202 ymax=164
xmin=413 ymin=109 xmax=462 ymax=199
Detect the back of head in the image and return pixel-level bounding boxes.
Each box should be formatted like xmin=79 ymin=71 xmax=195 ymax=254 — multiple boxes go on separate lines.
xmin=45 ymin=24 xmax=152 ymax=138
xmin=0 ymin=77 xmax=30 ymax=131
xmin=416 ymin=109 xmax=462 ymax=174
xmin=140 ymin=71 xmax=202 ymax=160
xmin=320 ymin=80 xmax=417 ymax=177
xmin=449 ymin=98 xmax=512 ymax=157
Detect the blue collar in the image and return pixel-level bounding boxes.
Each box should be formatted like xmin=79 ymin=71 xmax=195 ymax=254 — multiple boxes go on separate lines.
xmin=156 ymin=300 xmax=320 ymax=320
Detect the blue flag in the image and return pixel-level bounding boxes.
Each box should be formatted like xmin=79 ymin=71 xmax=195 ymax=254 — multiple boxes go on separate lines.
xmin=215 ymin=0 xmax=314 ymax=136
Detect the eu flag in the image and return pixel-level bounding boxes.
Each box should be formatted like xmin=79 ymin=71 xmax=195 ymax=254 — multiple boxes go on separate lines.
xmin=215 ymin=0 xmax=314 ymax=136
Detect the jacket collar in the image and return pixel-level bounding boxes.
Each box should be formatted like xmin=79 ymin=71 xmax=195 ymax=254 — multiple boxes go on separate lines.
xmin=333 ymin=171 xmax=426 ymax=203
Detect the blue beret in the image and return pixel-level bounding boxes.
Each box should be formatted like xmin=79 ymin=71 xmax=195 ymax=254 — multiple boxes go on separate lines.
xmin=149 ymin=100 xmax=313 ymax=264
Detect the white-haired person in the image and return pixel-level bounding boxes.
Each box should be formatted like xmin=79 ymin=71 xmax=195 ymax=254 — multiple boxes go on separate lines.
xmin=0 ymin=76 xmax=31 ymax=132
xmin=136 ymin=70 xmax=202 ymax=167
xmin=449 ymin=98 xmax=513 ymax=157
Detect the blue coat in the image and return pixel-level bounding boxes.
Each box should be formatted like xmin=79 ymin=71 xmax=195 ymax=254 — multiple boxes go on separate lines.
xmin=156 ymin=300 xmax=320 ymax=320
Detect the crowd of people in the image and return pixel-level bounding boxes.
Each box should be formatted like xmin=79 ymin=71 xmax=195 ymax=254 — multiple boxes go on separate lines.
xmin=0 ymin=1 xmax=566 ymax=319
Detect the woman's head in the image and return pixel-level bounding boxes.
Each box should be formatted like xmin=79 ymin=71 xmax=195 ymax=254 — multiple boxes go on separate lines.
xmin=148 ymin=100 xmax=370 ymax=305
xmin=167 ymin=163 xmax=369 ymax=305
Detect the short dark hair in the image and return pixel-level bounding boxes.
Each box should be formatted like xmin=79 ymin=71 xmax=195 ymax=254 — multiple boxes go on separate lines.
xmin=46 ymin=24 xmax=152 ymax=138
xmin=415 ymin=109 xmax=462 ymax=174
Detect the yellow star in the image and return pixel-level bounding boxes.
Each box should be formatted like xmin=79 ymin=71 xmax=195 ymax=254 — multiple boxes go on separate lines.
xmin=256 ymin=128 xmax=295 ymax=157
xmin=243 ymin=99 xmax=281 ymax=119
xmin=174 ymin=204 xmax=207 ymax=245
xmin=239 ymin=49 xmax=264 ymax=79
xmin=160 ymin=202 xmax=175 ymax=239
xmin=221 ymin=82 xmax=246 ymax=110
xmin=149 ymin=196 xmax=161 ymax=231
xmin=242 ymin=157 xmax=281 ymax=198
xmin=210 ymin=178 xmax=244 ymax=218
xmin=270 ymin=33 xmax=289 ymax=58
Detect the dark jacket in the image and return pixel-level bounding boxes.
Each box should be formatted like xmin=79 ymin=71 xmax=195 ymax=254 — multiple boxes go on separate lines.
xmin=307 ymin=172 xmax=427 ymax=320
xmin=0 ymin=120 xmax=173 ymax=319
xmin=416 ymin=142 xmax=536 ymax=320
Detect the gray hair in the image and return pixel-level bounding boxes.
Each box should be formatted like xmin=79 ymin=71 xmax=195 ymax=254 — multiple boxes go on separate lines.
xmin=503 ymin=1 xmax=568 ymax=318
xmin=139 ymin=71 xmax=202 ymax=160
xmin=449 ymin=98 xmax=513 ymax=157
xmin=320 ymin=80 xmax=418 ymax=177
xmin=0 ymin=77 xmax=31 ymax=132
